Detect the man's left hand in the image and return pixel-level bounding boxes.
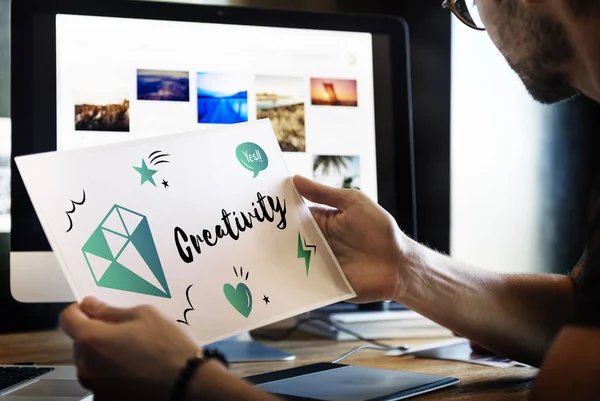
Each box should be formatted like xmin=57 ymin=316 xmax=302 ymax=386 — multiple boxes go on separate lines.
xmin=59 ymin=297 xmax=203 ymax=401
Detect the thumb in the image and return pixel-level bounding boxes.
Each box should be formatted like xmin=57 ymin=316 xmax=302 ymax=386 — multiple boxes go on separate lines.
xmin=292 ymin=175 xmax=357 ymax=211
xmin=60 ymin=303 xmax=104 ymax=339
xmin=80 ymin=297 xmax=137 ymax=323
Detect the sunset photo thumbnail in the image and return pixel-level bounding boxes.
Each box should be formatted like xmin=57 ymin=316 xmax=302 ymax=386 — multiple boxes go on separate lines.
xmin=310 ymin=78 xmax=358 ymax=107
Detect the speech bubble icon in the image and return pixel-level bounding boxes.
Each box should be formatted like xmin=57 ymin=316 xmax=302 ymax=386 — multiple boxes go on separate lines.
xmin=236 ymin=142 xmax=269 ymax=178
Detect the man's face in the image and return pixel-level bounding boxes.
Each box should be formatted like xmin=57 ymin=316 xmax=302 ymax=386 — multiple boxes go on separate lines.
xmin=475 ymin=0 xmax=579 ymax=104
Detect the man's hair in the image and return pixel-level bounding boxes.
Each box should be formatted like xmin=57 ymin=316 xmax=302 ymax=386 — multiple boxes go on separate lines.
xmin=568 ymin=0 xmax=600 ymax=17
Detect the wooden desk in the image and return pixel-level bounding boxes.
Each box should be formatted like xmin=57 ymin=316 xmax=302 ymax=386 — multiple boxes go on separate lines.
xmin=0 ymin=329 xmax=537 ymax=400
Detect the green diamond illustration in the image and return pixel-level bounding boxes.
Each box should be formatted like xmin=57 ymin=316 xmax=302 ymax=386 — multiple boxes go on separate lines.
xmin=81 ymin=205 xmax=171 ymax=298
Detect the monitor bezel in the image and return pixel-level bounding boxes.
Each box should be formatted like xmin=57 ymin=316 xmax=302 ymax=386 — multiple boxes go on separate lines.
xmin=10 ymin=0 xmax=416 ymax=254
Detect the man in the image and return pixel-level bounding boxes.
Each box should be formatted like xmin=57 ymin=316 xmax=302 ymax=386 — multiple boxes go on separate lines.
xmin=59 ymin=0 xmax=600 ymax=399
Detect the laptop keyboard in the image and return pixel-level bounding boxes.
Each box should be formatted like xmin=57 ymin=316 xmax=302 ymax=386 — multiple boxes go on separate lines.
xmin=0 ymin=367 xmax=55 ymax=392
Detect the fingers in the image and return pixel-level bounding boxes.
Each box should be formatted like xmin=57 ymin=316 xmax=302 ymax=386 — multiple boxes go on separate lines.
xmin=59 ymin=303 xmax=96 ymax=339
xmin=80 ymin=297 xmax=138 ymax=323
xmin=293 ymin=175 xmax=358 ymax=211
xmin=308 ymin=205 xmax=341 ymax=231
xmin=309 ymin=205 xmax=341 ymax=218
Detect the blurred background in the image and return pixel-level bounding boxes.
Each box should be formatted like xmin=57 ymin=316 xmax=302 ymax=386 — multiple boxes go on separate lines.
xmin=1 ymin=0 xmax=600 ymax=332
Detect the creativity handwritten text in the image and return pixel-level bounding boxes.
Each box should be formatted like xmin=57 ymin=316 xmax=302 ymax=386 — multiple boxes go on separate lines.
xmin=174 ymin=192 xmax=287 ymax=263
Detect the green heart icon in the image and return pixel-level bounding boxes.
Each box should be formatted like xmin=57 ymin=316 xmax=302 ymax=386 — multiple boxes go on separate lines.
xmin=223 ymin=282 xmax=253 ymax=318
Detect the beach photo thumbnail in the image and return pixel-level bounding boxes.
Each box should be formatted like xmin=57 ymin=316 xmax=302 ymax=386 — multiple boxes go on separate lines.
xmin=310 ymin=78 xmax=358 ymax=107
xmin=75 ymin=100 xmax=130 ymax=132
xmin=73 ymin=68 xmax=130 ymax=132
xmin=313 ymin=155 xmax=361 ymax=190
xmin=197 ymin=72 xmax=248 ymax=124
xmin=137 ymin=69 xmax=190 ymax=102
xmin=256 ymin=75 xmax=305 ymax=152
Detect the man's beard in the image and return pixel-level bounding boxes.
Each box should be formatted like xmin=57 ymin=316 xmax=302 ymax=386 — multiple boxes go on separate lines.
xmin=509 ymin=59 xmax=578 ymax=104
xmin=503 ymin=11 xmax=579 ymax=104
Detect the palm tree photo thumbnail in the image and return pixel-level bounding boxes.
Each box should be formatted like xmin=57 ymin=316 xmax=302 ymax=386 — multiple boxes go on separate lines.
xmin=313 ymin=155 xmax=361 ymax=190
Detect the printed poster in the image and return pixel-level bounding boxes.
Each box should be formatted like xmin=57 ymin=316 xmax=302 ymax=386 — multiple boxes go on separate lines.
xmin=15 ymin=120 xmax=355 ymax=344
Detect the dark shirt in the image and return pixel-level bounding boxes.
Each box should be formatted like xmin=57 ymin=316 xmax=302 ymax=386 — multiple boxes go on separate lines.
xmin=570 ymin=179 xmax=600 ymax=326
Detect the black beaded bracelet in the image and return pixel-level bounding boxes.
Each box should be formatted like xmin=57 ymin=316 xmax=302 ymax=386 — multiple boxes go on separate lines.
xmin=171 ymin=348 xmax=229 ymax=401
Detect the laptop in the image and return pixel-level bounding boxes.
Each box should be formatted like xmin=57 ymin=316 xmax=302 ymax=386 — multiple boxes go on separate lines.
xmin=0 ymin=365 xmax=92 ymax=400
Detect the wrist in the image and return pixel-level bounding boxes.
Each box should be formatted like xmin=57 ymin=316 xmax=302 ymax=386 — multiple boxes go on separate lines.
xmin=172 ymin=349 xmax=229 ymax=401
xmin=185 ymin=359 xmax=228 ymax=401
xmin=393 ymin=236 xmax=428 ymax=305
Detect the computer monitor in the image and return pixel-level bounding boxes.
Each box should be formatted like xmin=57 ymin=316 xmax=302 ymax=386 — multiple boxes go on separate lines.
xmin=10 ymin=0 xmax=415 ymax=304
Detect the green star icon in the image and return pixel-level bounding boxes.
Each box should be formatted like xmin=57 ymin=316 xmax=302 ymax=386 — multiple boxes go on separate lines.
xmin=133 ymin=159 xmax=158 ymax=187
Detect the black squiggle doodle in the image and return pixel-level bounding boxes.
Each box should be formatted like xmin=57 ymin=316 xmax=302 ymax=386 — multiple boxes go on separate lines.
xmin=65 ymin=190 xmax=86 ymax=233
xmin=176 ymin=284 xmax=195 ymax=326
xmin=303 ymin=238 xmax=317 ymax=255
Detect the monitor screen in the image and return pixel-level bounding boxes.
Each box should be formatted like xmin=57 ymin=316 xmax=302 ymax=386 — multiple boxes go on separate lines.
xmin=55 ymin=14 xmax=378 ymax=202
xmin=10 ymin=1 xmax=414 ymax=305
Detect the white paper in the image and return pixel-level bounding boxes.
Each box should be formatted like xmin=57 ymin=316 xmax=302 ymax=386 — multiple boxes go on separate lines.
xmin=15 ymin=120 xmax=355 ymax=344
xmin=385 ymin=338 xmax=532 ymax=368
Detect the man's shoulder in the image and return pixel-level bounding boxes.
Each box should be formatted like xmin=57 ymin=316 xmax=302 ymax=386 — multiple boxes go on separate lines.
xmin=575 ymin=177 xmax=600 ymax=277
xmin=568 ymin=177 xmax=600 ymax=326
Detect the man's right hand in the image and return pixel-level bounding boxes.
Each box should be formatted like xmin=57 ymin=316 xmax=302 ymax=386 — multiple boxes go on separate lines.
xmin=293 ymin=175 xmax=577 ymax=368
xmin=293 ymin=175 xmax=413 ymax=304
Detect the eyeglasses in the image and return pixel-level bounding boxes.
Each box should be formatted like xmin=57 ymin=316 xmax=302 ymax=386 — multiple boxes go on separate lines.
xmin=442 ymin=0 xmax=486 ymax=31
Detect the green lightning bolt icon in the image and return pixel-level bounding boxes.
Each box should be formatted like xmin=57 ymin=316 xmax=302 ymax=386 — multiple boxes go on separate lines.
xmin=297 ymin=232 xmax=317 ymax=276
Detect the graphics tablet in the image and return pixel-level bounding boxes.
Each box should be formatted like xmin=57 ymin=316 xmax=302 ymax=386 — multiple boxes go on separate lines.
xmin=245 ymin=362 xmax=459 ymax=401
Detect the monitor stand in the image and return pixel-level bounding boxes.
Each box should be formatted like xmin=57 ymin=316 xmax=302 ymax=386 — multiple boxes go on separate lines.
xmin=357 ymin=301 xmax=394 ymax=312
xmin=207 ymin=331 xmax=295 ymax=363
xmin=322 ymin=301 xmax=407 ymax=313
